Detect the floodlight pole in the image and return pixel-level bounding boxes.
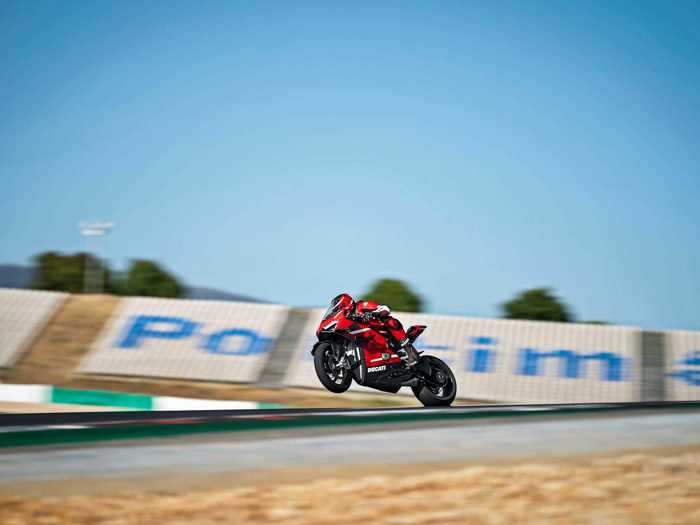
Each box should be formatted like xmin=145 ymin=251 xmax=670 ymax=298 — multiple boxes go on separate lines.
xmin=79 ymin=221 xmax=114 ymax=294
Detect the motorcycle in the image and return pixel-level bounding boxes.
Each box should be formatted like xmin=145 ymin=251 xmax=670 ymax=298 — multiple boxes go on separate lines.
xmin=311 ymin=295 xmax=457 ymax=406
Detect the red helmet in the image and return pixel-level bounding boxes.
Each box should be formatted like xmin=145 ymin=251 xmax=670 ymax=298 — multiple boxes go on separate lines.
xmin=356 ymin=300 xmax=391 ymax=319
xmin=356 ymin=300 xmax=379 ymax=316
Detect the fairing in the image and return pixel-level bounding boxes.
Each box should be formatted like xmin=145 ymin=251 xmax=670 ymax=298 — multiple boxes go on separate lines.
xmin=315 ymin=297 xmax=425 ymax=386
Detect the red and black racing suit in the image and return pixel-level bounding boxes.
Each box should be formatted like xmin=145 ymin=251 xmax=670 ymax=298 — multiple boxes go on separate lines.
xmin=353 ymin=302 xmax=417 ymax=366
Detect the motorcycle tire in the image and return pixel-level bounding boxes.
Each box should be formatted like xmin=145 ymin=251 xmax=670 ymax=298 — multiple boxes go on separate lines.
xmin=411 ymin=356 xmax=457 ymax=407
xmin=314 ymin=342 xmax=352 ymax=393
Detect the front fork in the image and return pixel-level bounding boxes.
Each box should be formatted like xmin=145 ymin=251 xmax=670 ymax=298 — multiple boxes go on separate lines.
xmin=336 ymin=341 xmax=360 ymax=370
xmin=326 ymin=341 xmax=358 ymax=371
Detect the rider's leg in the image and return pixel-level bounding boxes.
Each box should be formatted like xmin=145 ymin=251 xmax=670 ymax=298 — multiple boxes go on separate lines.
xmin=385 ymin=317 xmax=418 ymax=367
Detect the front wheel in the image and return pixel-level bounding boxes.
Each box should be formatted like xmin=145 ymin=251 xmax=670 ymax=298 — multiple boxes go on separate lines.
xmin=314 ymin=342 xmax=352 ymax=393
xmin=412 ymin=356 xmax=457 ymax=407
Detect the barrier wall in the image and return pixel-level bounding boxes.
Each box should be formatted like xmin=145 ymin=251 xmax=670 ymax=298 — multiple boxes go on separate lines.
xmin=0 ymin=384 xmax=276 ymax=409
xmin=2 ymin=288 xmax=697 ymax=403
xmin=284 ymin=310 xmax=640 ymax=403
xmin=0 ymin=288 xmax=67 ymax=367
xmin=665 ymin=331 xmax=700 ymax=401
xmin=79 ymin=297 xmax=290 ymax=383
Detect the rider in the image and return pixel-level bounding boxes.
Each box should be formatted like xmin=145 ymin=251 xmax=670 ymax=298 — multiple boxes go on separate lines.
xmin=352 ymin=297 xmax=418 ymax=367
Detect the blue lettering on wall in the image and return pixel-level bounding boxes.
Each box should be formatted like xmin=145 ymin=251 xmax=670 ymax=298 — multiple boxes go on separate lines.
xmin=468 ymin=337 xmax=496 ymax=373
xmin=203 ymin=328 xmax=272 ymax=356
xmin=415 ymin=342 xmax=453 ymax=366
xmin=116 ymin=315 xmax=272 ymax=356
xmin=668 ymin=351 xmax=700 ymax=386
xmin=415 ymin=343 xmax=451 ymax=351
xmin=518 ymin=349 xmax=625 ymax=381
xmin=119 ymin=316 xmax=198 ymax=348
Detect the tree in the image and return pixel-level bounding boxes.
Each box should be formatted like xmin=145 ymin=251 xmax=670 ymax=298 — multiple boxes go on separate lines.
xmin=362 ymin=279 xmax=423 ymax=313
xmin=30 ymin=252 xmax=182 ymax=298
xmin=501 ymin=287 xmax=573 ymax=322
xmin=122 ymin=260 xmax=182 ymax=298
xmin=32 ymin=251 xmax=110 ymax=293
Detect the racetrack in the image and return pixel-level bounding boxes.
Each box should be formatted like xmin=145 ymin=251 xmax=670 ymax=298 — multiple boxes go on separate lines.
xmin=1 ymin=407 xmax=700 ymax=525
xmin=2 ymin=406 xmax=700 ymax=492
xmin=2 ymin=407 xmax=700 ymax=524
xmin=3 ymin=401 xmax=700 ymax=448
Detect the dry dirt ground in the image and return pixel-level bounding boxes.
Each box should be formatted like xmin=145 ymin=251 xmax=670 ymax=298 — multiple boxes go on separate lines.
xmin=2 ymin=449 xmax=699 ymax=525
xmin=1 ymin=294 xmax=418 ymax=408
xmin=0 ymin=401 xmax=124 ymax=413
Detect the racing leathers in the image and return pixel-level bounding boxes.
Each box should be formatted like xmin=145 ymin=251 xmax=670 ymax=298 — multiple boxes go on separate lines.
xmin=354 ymin=300 xmax=418 ymax=367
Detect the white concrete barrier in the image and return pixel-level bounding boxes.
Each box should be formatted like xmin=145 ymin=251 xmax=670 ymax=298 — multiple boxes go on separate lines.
xmin=665 ymin=331 xmax=700 ymax=401
xmin=80 ymin=297 xmax=290 ymax=383
xmin=151 ymin=396 xmax=262 ymax=410
xmin=0 ymin=384 xmax=271 ymax=410
xmin=0 ymin=288 xmax=67 ymax=367
xmin=0 ymin=383 xmax=51 ymax=403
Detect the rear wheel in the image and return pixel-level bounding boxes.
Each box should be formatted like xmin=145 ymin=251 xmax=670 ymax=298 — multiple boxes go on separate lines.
xmin=314 ymin=342 xmax=352 ymax=393
xmin=411 ymin=356 xmax=457 ymax=406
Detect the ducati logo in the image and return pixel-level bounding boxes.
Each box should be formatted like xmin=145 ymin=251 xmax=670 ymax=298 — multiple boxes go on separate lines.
xmin=367 ymin=365 xmax=386 ymax=373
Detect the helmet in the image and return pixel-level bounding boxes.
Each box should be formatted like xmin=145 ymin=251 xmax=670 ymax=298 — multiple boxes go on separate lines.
xmin=356 ymin=300 xmax=391 ymax=319
xmin=355 ymin=300 xmax=379 ymax=316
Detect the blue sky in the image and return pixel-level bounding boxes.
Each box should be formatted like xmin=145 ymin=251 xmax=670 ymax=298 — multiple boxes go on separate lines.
xmin=1 ymin=1 xmax=699 ymax=330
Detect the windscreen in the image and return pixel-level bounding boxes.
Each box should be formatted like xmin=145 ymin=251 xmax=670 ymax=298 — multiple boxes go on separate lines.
xmin=322 ymin=301 xmax=340 ymax=320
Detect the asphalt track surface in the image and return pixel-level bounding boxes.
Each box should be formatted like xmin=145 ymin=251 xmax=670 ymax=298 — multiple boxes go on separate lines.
xmin=1 ymin=404 xmax=700 ymax=488
xmin=1 ymin=402 xmax=700 ymax=449
xmin=2 ymin=400 xmax=700 ymax=429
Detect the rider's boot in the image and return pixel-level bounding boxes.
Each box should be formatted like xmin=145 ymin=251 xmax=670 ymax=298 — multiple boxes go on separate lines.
xmin=397 ymin=341 xmax=418 ymax=367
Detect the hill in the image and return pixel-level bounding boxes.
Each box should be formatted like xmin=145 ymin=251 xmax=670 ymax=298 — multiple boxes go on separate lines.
xmin=0 ymin=265 xmax=35 ymax=289
xmin=184 ymin=286 xmax=266 ymax=303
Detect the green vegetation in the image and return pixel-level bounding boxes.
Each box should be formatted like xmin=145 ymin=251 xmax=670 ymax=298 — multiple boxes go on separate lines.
xmin=31 ymin=251 xmax=182 ymax=298
xmin=501 ymin=287 xmax=572 ymax=322
xmin=32 ymin=251 xmax=110 ymax=294
xmin=362 ymin=278 xmax=423 ymax=313
xmin=121 ymin=259 xmax=182 ymax=298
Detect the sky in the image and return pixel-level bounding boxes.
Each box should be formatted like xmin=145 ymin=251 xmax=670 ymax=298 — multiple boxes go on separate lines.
xmin=1 ymin=1 xmax=699 ymax=330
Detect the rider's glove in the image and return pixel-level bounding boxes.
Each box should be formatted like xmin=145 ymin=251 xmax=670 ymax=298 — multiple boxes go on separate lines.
xmin=375 ymin=305 xmax=391 ymax=319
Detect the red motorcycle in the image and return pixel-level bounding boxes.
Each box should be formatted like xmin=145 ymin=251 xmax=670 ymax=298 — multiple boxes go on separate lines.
xmin=312 ymin=295 xmax=457 ymax=406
